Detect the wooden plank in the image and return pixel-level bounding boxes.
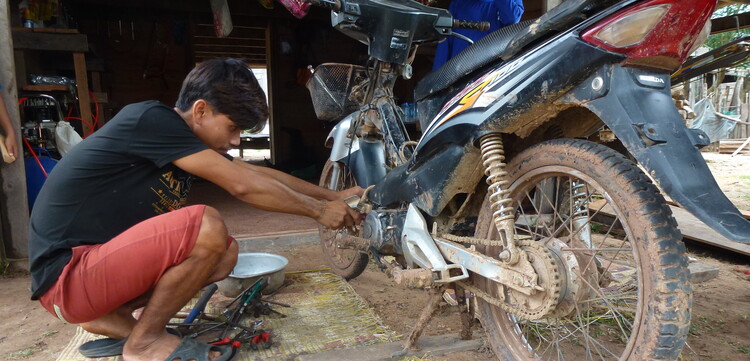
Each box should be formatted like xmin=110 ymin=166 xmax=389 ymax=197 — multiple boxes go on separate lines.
xmin=11 ymin=26 xmax=79 ymax=34
xmin=22 ymin=84 xmax=68 ymax=92
xmin=11 ymin=30 xmax=88 ymax=52
xmin=711 ymin=12 xmax=750 ymax=34
xmin=666 ymin=200 xmax=750 ymax=220
xmin=731 ymin=138 xmax=750 ymax=157
xmin=90 ymin=72 xmax=102 ymax=93
xmin=715 ymin=112 xmax=750 ymax=126
xmin=0 ymin=0 xmax=31 ymax=259
xmin=73 ymin=52 xmax=93 ymax=135
xmin=668 ymin=205 xmax=750 ymax=256
xmin=591 ymin=200 xmax=750 ymax=256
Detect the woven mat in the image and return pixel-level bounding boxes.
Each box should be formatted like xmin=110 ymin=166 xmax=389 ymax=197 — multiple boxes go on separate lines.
xmin=56 ymin=271 xmax=399 ymax=361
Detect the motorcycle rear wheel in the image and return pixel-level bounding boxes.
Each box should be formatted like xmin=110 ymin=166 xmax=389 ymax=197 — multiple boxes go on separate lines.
xmin=318 ymin=160 xmax=369 ymax=280
xmin=476 ymin=139 xmax=691 ymax=360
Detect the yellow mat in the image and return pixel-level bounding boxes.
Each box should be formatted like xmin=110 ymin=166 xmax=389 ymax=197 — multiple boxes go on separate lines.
xmin=56 ymin=271 xmax=399 ymax=361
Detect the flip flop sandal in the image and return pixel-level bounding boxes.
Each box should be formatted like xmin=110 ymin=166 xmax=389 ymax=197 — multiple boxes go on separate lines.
xmin=163 ymin=337 xmax=233 ymax=361
xmin=78 ymin=327 xmax=181 ymax=357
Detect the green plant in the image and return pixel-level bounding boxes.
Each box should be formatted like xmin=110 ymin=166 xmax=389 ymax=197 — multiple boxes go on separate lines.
xmin=590 ymin=223 xmax=609 ymax=234
xmin=689 ymin=315 xmax=715 ymax=336
xmin=738 ymin=345 xmax=750 ymax=354
xmin=0 ymin=259 xmax=10 ymax=277
xmin=7 ymin=342 xmax=44 ymax=360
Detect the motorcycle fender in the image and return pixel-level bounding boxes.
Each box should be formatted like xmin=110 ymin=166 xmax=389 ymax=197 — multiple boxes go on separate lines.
xmin=565 ymin=65 xmax=750 ymax=243
xmin=325 ymin=114 xmax=388 ymax=187
xmin=326 ymin=113 xmax=360 ymax=162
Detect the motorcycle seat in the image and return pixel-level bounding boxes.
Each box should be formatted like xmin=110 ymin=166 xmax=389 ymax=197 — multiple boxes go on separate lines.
xmin=414 ymin=0 xmax=619 ymax=101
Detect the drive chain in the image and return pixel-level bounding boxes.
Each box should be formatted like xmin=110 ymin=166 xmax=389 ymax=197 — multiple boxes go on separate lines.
xmin=440 ymin=233 xmax=506 ymax=247
xmin=442 ymin=234 xmax=562 ymax=320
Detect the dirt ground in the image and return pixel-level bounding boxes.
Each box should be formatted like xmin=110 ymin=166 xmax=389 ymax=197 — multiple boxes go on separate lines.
xmin=1 ymin=153 xmax=749 ymax=361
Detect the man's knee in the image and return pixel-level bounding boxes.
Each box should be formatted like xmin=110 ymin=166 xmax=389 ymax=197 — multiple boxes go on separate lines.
xmin=209 ymin=239 xmax=238 ymax=282
xmin=196 ymin=206 xmax=228 ymax=252
xmin=200 ymin=206 xmax=226 ymax=234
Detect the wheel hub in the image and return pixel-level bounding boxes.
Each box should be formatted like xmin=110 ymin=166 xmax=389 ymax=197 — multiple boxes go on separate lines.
xmin=544 ymin=237 xmax=603 ymax=318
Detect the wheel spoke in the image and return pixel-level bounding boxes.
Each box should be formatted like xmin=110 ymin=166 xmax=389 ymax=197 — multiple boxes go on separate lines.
xmin=479 ymin=141 xmax=689 ymax=361
xmin=495 ymin=174 xmax=642 ymax=360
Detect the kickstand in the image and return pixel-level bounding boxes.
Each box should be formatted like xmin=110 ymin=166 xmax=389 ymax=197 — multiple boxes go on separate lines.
xmin=391 ymin=287 xmax=444 ymax=358
xmin=456 ymin=286 xmax=475 ymax=340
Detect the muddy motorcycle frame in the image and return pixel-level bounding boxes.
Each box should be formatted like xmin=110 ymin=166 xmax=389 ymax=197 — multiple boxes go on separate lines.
xmin=307 ymin=0 xmax=750 ymax=359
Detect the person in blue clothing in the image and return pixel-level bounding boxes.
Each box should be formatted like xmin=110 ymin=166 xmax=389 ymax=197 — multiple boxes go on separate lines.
xmin=433 ymin=0 xmax=524 ymax=69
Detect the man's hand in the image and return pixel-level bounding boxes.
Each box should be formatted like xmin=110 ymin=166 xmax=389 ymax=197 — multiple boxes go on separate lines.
xmin=4 ymin=135 xmax=17 ymax=162
xmin=315 ymin=200 xmax=362 ymax=230
xmin=335 ymin=186 xmax=365 ymax=201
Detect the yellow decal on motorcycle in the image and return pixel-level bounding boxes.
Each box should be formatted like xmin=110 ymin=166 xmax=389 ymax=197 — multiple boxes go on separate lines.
xmin=424 ymin=72 xmax=498 ymax=134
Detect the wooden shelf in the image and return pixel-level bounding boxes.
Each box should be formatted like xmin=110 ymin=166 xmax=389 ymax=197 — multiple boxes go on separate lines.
xmin=12 ymin=29 xmax=87 ymax=52
xmin=11 ymin=26 xmax=79 ymax=34
xmin=22 ymin=84 xmax=69 ymax=92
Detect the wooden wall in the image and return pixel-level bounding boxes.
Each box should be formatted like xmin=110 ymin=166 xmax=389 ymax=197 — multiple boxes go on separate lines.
xmin=1 ymin=1 xmax=31 ymax=260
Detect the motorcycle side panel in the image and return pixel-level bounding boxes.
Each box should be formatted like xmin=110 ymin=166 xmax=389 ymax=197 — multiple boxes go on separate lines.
xmin=370 ymin=37 xmax=621 ymax=214
xmin=569 ymin=66 xmax=750 ymax=243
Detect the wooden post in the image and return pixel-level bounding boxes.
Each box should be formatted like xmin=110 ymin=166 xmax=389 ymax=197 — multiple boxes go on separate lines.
xmin=266 ymin=19 xmax=276 ymax=165
xmin=73 ymin=52 xmax=93 ymax=136
xmin=0 ymin=1 xmax=31 ymax=260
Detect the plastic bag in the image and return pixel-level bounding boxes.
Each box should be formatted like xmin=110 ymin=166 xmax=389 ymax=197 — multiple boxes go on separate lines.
xmin=210 ymin=0 xmax=233 ymax=38
xmin=691 ymin=98 xmax=736 ymax=142
xmin=28 ymin=74 xmax=76 ymax=86
xmin=55 ymin=121 xmax=82 ymax=156
xmin=277 ymin=0 xmax=310 ymax=19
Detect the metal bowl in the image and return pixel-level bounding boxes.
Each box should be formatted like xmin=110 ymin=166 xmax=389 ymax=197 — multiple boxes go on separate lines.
xmin=216 ymin=252 xmax=289 ymax=298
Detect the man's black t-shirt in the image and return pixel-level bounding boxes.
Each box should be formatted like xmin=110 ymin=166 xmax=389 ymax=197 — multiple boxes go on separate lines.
xmin=29 ymin=101 xmax=211 ymax=300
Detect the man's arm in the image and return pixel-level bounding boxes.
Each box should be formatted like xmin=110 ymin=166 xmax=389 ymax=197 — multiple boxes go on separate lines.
xmin=173 ymin=150 xmax=360 ymax=229
xmin=231 ymin=158 xmax=363 ymax=201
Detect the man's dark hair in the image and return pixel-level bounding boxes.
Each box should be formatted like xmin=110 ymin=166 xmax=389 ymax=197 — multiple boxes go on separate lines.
xmin=176 ymin=58 xmax=268 ymax=132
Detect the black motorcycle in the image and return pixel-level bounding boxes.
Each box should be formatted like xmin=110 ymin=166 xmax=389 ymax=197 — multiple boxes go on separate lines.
xmin=304 ymin=0 xmax=748 ymax=359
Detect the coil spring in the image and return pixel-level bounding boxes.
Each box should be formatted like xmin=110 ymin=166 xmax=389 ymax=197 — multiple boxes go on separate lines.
xmin=479 ymin=135 xmax=514 ymax=231
xmin=571 ymin=180 xmax=588 ymax=218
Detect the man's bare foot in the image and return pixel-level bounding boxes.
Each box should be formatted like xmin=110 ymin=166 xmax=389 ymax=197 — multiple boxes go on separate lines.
xmin=80 ymin=308 xmax=138 ymax=339
xmin=123 ymin=331 xmax=223 ymax=361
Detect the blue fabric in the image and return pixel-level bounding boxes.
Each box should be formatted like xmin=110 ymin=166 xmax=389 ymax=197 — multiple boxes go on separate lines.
xmin=433 ymin=0 xmax=524 ymax=69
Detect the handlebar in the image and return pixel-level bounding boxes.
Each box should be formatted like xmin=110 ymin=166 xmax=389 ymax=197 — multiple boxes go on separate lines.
xmin=452 ymin=19 xmax=490 ymax=31
xmin=306 ymin=0 xmax=342 ymax=11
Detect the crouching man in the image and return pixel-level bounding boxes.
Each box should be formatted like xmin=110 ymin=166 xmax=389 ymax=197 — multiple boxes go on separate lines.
xmin=29 ymin=58 xmax=362 ymax=361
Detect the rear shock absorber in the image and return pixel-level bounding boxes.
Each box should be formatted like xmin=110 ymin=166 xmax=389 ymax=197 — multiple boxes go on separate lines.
xmin=479 ymin=134 xmax=520 ymax=264
xmin=571 ymin=180 xmax=592 ymax=247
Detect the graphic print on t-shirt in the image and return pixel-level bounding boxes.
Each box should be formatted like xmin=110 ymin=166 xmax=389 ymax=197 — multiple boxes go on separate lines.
xmin=151 ymin=169 xmax=194 ymax=213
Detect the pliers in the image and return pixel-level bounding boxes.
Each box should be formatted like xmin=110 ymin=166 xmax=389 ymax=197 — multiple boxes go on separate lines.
xmin=209 ymin=336 xmax=242 ymax=349
xmin=250 ymin=330 xmax=272 ymax=350
xmin=209 ymin=329 xmax=254 ymax=359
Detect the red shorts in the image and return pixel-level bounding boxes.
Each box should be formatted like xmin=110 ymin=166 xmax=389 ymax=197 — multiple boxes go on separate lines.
xmin=38 ymin=205 xmax=231 ymax=324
